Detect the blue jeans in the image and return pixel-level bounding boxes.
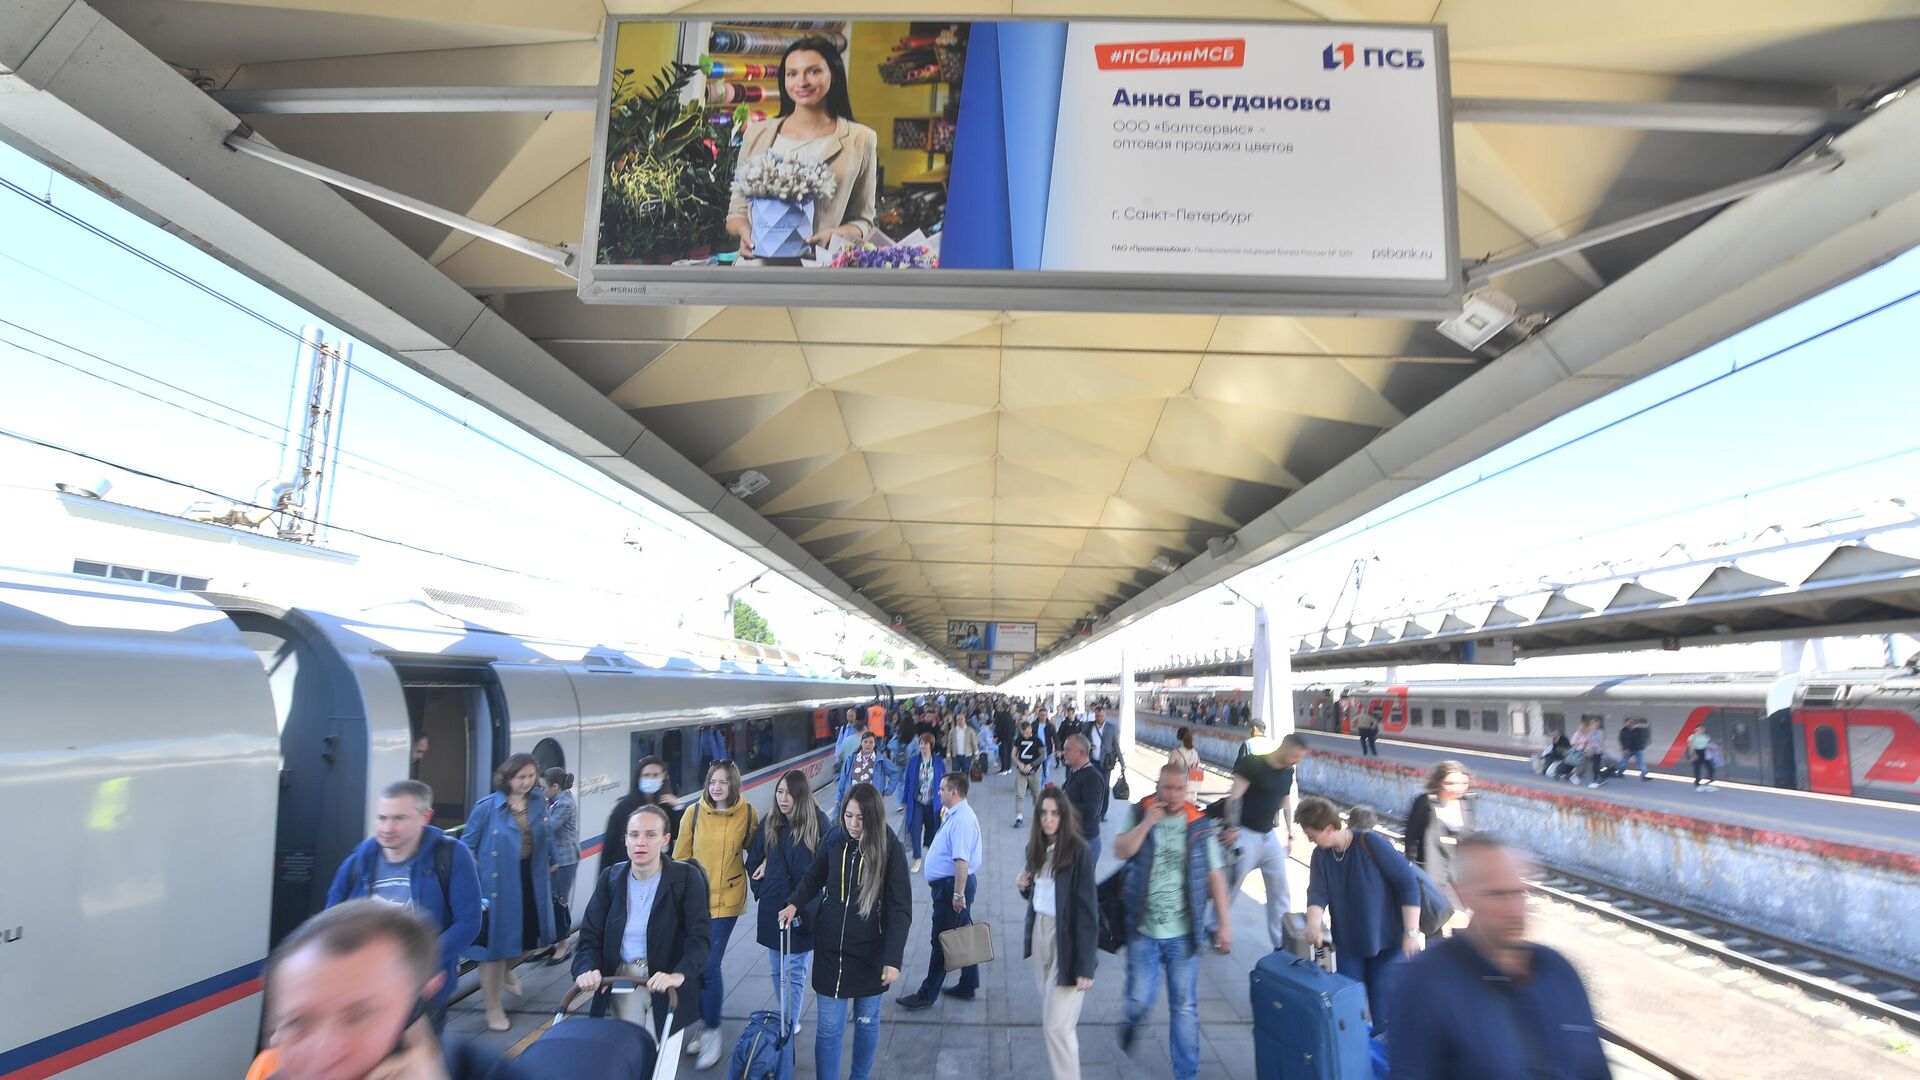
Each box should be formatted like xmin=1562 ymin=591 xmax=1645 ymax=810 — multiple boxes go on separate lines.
xmin=1621 ymin=749 xmax=1648 ymax=777
xmin=768 ymin=946 xmax=810 ymax=1027
xmin=701 ymin=915 xmax=738 ymax=1029
xmin=1125 ymin=934 xmax=1200 ymax=1080
xmin=813 ymin=992 xmax=882 ymax=1080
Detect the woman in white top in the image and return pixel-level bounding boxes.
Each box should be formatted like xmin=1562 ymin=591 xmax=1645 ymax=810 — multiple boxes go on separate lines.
xmin=1403 ymin=760 xmax=1473 ymax=934
xmin=724 ymin=36 xmax=878 ymax=261
xmin=1016 ymin=786 xmax=1098 ymax=1080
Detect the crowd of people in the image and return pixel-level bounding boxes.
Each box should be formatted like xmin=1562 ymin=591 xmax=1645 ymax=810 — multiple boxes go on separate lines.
xmin=257 ymin=692 xmax=1606 ymax=1080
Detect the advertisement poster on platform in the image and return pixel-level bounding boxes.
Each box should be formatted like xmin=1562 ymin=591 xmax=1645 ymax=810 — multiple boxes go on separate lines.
xmin=946 ymin=621 xmax=1038 ymax=654
xmin=579 ymin=16 xmax=1454 ymax=312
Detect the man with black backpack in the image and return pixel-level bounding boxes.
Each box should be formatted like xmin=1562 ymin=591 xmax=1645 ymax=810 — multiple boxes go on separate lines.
xmin=325 ymin=779 xmax=483 ymax=1025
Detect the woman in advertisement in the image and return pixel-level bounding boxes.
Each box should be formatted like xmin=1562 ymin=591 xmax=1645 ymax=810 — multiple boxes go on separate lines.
xmin=726 ymin=36 xmax=878 ymax=262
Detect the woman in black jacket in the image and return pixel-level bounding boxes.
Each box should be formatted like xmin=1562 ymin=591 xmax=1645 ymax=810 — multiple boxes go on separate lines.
xmin=746 ymin=769 xmax=830 ymax=1036
xmin=597 ymin=755 xmax=679 ymax=879
xmin=777 ymin=782 xmax=911 ymax=1080
xmin=1015 ymin=785 xmax=1098 ymax=1080
xmin=572 ymin=803 xmax=711 ymax=1037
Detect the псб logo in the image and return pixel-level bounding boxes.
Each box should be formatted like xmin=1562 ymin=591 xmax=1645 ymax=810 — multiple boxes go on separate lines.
xmin=1323 ymin=42 xmax=1424 ymax=70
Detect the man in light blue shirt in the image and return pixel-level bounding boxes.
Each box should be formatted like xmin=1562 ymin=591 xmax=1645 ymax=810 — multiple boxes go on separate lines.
xmin=897 ymin=773 xmax=983 ymax=1009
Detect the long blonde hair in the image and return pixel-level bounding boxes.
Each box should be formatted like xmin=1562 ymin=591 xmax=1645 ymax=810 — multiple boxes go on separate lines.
xmin=764 ymin=769 xmax=822 ymax=855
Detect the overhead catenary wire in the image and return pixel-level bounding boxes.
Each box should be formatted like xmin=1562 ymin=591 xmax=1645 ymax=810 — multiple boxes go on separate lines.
xmin=0 ymin=326 xmax=536 ymax=520
xmin=0 ymin=170 xmax=667 ymax=524
xmin=0 ymin=425 xmax=574 ymax=583
xmin=1252 ymin=282 xmax=1920 ymax=588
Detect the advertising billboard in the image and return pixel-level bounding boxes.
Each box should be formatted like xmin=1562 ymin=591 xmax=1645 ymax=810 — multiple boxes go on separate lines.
xmin=579 ymin=17 xmax=1456 ymax=314
xmin=947 ymin=621 xmax=1038 ymax=654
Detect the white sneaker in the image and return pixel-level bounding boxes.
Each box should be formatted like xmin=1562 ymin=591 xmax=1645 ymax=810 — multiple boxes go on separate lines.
xmin=1588 ymin=783 xmax=1600 ymax=789
xmin=696 ymin=1028 xmax=724 ymax=1070
xmin=685 ymin=1027 xmax=702 ymax=1057
xmin=793 ymin=1021 xmax=804 ymax=1038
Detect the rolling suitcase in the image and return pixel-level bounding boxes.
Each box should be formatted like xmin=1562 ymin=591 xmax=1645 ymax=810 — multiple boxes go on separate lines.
xmin=1250 ymin=951 xmax=1372 ymax=1080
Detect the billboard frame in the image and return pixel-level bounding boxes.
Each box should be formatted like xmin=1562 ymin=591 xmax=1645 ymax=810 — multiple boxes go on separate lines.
xmin=578 ymin=14 xmax=1460 ymax=317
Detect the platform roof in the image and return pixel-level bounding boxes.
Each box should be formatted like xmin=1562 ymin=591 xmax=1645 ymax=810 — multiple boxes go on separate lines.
xmin=6 ymin=1 xmax=1920 ymax=670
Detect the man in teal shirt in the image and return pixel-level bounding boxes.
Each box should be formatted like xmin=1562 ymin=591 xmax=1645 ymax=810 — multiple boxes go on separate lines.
xmin=1112 ymin=763 xmax=1232 ymax=1080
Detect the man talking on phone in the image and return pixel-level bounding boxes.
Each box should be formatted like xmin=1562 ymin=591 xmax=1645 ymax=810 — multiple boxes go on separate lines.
xmin=261 ymin=899 xmax=524 ymax=1080
xmin=1112 ymin=762 xmax=1232 ymax=1080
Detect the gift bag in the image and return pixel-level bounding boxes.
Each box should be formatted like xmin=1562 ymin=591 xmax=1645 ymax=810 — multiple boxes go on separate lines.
xmin=749 ymin=196 xmax=813 ymax=258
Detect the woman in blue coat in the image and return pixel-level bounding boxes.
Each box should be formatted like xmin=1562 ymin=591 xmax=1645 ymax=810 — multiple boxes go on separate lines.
xmin=900 ymin=732 xmax=946 ymax=871
xmin=747 ymin=769 xmax=832 ymax=1034
xmin=463 ymin=752 xmax=557 ymax=1031
xmin=836 ymin=729 xmax=900 ymax=809
xmin=1298 ymin=796 xmax=1422 ymax=1033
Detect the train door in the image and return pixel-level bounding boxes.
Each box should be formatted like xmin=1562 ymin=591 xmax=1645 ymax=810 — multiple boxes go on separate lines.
xmin=399 ymin=666 xmax=507 ymax=831
xmin=1794 ymin=709 xmax=1854 ymax=795
xmin=1701 ymin=707 xmax=1765 ymax=785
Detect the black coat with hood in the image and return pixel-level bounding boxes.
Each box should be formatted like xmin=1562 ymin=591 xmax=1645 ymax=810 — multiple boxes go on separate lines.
xmin=783 ymin=825 xmax=913 ymax=1000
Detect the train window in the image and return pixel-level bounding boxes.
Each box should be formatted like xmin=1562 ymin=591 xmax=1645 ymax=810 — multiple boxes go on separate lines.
xmin=1543 ymin=713 xmax=1565 ymax=736
xmin=532 ymin=737 xmax=565 ymax=776
xmin=1479 ymin=710 xmax=1498 ymax=732
xmin=1712 ymin=708 xmax=1759 ymax=756
xmin=1453 ymin=709 xmax=1470 ymax=730
xmin=744 ymin=716 xmax=781 ymax=773
xmin=1410 ymin=708 xmax=1423 ymax=727
xmin=1813 ymin=724 xmax=1840 ymax=761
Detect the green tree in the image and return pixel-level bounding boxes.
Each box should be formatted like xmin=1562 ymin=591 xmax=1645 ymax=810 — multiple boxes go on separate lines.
xmin=860 ymin=648 xmax=892 ymax=669
xmin=733 ymin=600 xmax=777 ymax=645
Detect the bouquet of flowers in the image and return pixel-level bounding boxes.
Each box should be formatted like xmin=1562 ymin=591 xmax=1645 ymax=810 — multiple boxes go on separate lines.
xmin=830 ymin=242 xmax=938 ymax=270
xmin=734 ymin=153 xmax=838 ymax=258
xmin=734 ymin=153 xmax=836 ymax=203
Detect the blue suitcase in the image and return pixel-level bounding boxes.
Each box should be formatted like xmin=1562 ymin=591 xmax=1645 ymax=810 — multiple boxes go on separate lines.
xmin=1250 ymin=951 xmax=1373 ymax=1080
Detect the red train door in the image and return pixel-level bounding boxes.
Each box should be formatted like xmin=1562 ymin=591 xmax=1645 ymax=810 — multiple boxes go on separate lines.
xmin=1795 ymin=709 xmax=1854 ymax=795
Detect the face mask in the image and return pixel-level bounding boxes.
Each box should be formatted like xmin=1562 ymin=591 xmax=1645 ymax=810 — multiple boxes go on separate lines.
xmin=639 ymin=777 xmax=664 ymax=795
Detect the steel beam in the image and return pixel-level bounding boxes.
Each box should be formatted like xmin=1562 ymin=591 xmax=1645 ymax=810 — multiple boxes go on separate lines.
xmin=223 ymin=131 xmax=577 ymax=276
xmin=211 ymin=85 xmax=596 ymax=114
xmin=1453 ymin=97 xmax=1859 ymax=136
xmin=204 ymin=85 xmax=1865 ymax=139
xmin=1465 ymin=149 xmax=1844 ymax=291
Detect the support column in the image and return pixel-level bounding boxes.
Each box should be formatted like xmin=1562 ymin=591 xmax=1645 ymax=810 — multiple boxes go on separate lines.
xmin=1252 ymin=594 xmax=1295 ymax=738
xmin=1120 ymin=649 xmax=1137 ymax=755
xmin=1075 ymin=676 xmax=1086 ymax=716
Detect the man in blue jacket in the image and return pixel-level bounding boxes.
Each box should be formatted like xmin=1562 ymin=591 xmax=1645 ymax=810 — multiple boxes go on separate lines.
xmin=1388 ymin=834 xmax=1608 ymax=1079
xmin=326 ymin=780 xmax=482 ymax=1023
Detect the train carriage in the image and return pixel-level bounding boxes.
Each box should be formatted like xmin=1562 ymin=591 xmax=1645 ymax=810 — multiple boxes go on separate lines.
xmin=0 ymin=566 xmax=927 ymax=1079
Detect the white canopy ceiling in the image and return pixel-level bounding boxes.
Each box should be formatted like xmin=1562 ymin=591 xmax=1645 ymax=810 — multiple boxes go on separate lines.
xmin=7 ymin=0 xmax=1920 ymax=669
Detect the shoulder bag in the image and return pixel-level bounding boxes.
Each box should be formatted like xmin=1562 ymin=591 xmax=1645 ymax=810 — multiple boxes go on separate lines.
xmin=1357 ymin=829 xmax=1455 ymax=936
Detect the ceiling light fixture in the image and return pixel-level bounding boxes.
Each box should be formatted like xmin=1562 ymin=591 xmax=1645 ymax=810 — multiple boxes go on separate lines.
xmin=727 ymin=469 xmax=769 ymax=498
xmin=1148 ymin=555 xmax=1180 ymax=574
xmin=1436 ymin=290 xmax=1518 ymax=351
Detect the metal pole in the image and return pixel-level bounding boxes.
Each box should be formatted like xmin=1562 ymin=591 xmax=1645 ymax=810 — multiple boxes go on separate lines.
xmin=1465 ymin=149 xmax=1842 ymax=290
xmin=213 ymin=85 xmax=597 ymax=115
xmin=1453 ymin=97 xmax=1857 ymax=136
xmin=206 ymin=85 xmax=1862 ymax=138
xmin=222 ymin=131 xmax=577 ymax=276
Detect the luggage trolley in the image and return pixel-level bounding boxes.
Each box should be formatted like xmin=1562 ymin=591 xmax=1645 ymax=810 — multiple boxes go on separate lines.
xmin=518 ymin=977 xmax=683 ymax=1080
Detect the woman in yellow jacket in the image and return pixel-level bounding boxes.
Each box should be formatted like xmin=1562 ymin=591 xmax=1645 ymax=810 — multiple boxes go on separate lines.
xmin=673 ymin=758 xmax=759 ymax=1069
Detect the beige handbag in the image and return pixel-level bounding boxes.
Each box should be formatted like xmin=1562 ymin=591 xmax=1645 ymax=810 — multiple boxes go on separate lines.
xmin=939 ymin=921 xmax=994 ymax=970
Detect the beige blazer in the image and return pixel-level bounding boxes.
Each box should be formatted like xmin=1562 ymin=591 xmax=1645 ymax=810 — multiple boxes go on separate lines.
xmin=727 ymin=115 xmax=878 ymax=241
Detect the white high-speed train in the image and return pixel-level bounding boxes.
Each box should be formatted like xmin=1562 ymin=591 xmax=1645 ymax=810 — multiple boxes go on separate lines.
xmin=0 ymin=566 xmax=920 ymax=1079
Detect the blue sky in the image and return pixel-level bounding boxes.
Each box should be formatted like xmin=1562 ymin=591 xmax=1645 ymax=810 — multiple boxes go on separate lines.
xmin=1 ymin=132 xmax=1916 ymax=676
xmin=0 ymin=138 xmax=896 ymax=660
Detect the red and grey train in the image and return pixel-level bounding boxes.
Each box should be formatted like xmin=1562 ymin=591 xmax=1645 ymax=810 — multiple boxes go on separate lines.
xmin=1292 ymin=671 xmax=1920 ymax=804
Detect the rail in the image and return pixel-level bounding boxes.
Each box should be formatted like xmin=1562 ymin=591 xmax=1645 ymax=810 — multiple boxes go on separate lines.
xmin=1136 ymin=712 xmax=1920 ymax=1057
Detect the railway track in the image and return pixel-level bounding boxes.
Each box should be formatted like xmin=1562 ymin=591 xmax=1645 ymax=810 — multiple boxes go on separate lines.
xmin=1144 ymin=736 xmax=1918 ymax=1076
